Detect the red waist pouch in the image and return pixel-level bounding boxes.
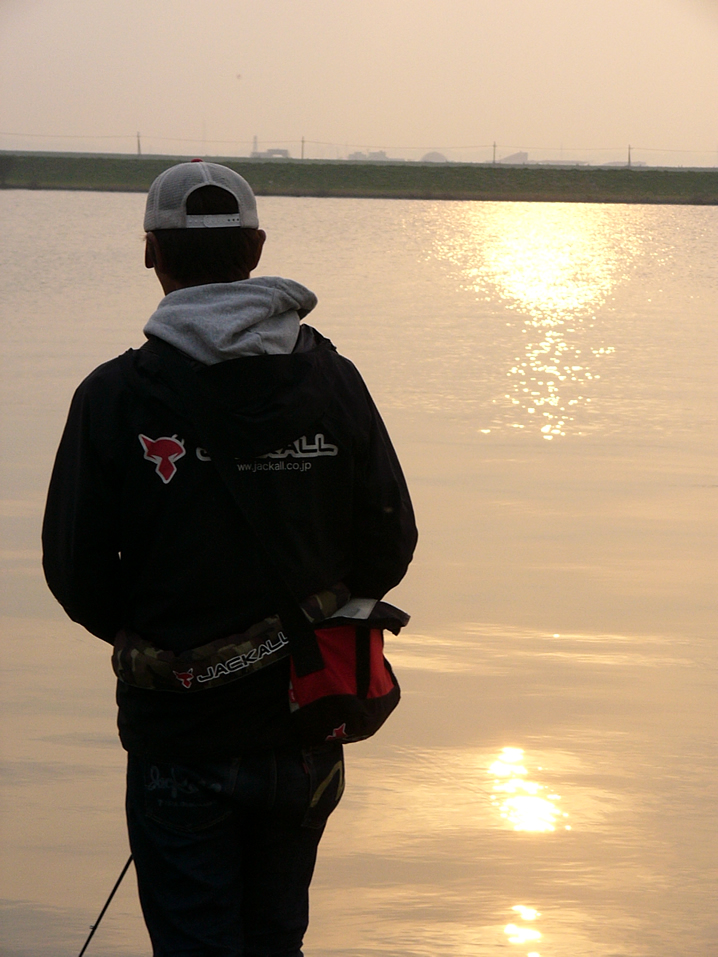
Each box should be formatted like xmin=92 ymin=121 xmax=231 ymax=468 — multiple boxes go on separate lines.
xmin=288 ymin=602 xmax=408 ymax=746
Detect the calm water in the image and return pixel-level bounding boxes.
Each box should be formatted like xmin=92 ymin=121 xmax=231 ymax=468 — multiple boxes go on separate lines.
xmin=1 ymin=191 xmax=716 ymax=957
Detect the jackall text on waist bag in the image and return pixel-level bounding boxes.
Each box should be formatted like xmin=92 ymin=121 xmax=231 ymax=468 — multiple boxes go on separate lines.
xmin=112 ymin=584 xmax=350 ymax=693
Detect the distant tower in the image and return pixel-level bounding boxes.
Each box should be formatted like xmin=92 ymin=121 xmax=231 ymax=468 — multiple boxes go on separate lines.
xmin=253 ymin=135 xmax=258 ymax=154
xmin=628 ymin=144 xmax=632 ymax=168
xmin=136 ymin=132 xmax=142 ymax=156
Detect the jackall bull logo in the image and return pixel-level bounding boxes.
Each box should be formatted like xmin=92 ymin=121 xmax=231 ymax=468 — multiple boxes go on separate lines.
xmin=139 ymin=434 xmax=186 ymax=483
xmin=326 ymin=723 xmax=348 ymax=742
xmin=173 ymin=668 xmax=194 ymax=689
xmin=173 ymin=632 xmax=290 ymax=689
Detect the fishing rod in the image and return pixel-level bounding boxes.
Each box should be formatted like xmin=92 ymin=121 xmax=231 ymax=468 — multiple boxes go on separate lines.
xmin=77 ymin=854 xmax=133 ymax=957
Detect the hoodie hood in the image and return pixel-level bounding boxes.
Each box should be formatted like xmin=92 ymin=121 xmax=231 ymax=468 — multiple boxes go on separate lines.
xmin=138 ymin=323 xmax=342 ymax=462
xmin=143 ymin=276 xmax=318 ymax=365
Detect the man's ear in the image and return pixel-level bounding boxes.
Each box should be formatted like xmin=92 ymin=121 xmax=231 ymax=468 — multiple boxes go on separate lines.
xmin=144 ymin=232 xmax=182 ymax=294
xmin=249 ymin=229 xmax=266 ymax=273
xmin=145 ymin=233 xmax=158 ymax=270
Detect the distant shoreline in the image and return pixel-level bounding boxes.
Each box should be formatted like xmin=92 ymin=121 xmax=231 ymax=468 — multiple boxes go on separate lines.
xmin=1 ymin=151 xmax=717 ymax=205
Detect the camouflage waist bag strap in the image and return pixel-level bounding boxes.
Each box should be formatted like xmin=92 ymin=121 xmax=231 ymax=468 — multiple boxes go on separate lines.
xmin=112 ymin=583 xmax=350 ymax=693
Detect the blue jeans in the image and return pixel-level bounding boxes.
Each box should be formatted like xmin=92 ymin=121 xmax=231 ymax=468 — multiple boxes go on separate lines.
xmin=126 ymin=743 xmax=344 ymax=957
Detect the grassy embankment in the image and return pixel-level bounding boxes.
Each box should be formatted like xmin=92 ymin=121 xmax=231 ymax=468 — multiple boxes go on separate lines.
xmin=1 ymin=152 xmax=717 ymax=204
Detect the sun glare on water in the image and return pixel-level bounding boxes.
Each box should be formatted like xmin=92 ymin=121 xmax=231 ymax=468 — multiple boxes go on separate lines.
xmin=435 ymin=203 xmax=644 ymax=439
xmin=505 ymin=904 xmax=542 ymax=953
xmin=489 ymin=747 xmax=571 ymax=832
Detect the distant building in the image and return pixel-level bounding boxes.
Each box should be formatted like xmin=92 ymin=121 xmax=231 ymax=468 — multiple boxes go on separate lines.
xmin=498 ymin=151 xmax=528 ymax=165
xmin=348 ymin=150 xmax=390 ymax=162
xmin=251 ymin=148 xmax=291 ymax=159
xmin=421 ymin=151 xmax=448 ymax=163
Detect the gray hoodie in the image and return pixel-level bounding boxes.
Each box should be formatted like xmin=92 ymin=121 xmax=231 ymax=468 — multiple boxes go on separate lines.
xmin=143 ymin=276 xmax=318 ymax=365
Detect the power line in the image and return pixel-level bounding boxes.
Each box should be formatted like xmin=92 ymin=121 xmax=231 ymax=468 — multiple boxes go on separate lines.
xmin=0 ymin=131 xmax=715 ymax=159
xmin=0 ymin=130 xmax=133 ymax=140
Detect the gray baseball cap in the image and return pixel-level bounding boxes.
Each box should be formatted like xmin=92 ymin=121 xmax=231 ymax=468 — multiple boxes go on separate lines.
xmin=144 ymin=160 xmax=259 ymax=231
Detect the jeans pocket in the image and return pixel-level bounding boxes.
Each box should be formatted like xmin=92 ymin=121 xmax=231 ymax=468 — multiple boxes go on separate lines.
xmin=301 ymin=742 xmax=345 ymax=830
xmin=140 ymin=758 xmax=233 ymax=833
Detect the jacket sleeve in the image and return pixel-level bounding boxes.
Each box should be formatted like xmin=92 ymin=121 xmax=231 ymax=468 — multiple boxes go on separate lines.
xmin=42 ymin=380 xmax=124 ymax=643
xmin=344 ymin=389 xmax=418 ymax=599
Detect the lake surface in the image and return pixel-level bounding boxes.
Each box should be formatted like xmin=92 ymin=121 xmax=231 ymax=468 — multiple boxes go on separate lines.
xmin=0 ymin=191 xmax=716 ymax=957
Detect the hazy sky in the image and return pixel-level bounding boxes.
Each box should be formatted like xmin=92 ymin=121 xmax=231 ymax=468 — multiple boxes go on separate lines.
xmin=1 ymin=0 xmax=717 ymax=164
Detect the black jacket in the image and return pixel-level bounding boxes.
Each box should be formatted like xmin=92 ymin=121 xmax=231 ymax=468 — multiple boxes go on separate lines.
xmin=42 ymin=326 xmax=417 ymax=758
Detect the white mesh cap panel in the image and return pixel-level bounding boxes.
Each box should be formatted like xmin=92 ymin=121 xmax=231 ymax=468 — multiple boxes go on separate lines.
xmin=143 ymin=162 xmax=259 ymax=231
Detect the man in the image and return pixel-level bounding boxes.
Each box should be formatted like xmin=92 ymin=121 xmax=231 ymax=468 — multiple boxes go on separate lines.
xmin=42 ymin=161 xmax=417 ymax=956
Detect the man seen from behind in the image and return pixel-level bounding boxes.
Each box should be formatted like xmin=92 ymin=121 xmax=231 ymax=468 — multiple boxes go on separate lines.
xmin=42 ymin=161 xmax=417 ymax=956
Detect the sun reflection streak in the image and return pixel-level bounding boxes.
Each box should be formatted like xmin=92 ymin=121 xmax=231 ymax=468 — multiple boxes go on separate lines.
xmin=505 ymin=904 xmax=543 ymax=953
xmin=489 ymin=747 xmax=571 ymax=832
xmin=435 ymin=203 xmax=642 ymax=438
xmin=512 ymin=905 xmax=540 ymax=921
xmin=505 ymin=923 xmax=542 ymax=944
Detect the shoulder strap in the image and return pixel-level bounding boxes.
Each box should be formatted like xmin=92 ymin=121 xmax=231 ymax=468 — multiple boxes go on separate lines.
xmin=143 ymin=337 xmax=325 ymax=675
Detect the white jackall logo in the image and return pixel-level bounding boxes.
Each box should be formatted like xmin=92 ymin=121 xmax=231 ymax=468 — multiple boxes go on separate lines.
xmin=193 ymin=631 xmax=290 ymax=685
xmin=260 ymin=434 xmax=338 ymax=459
xmin=195 ymin=434 xmax=338 ymax=467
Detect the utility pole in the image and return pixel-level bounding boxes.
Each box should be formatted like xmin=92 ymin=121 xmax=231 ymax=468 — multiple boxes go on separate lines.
xmin=493 ymin=141 xmax=496 ymax=164
xmin=301 ymin=136 xmax=305 ymax=160
xmin=627 ymin=144 xmax=632 ymax=168
xmin=136 ymin=132 xmax=141 ymax=156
